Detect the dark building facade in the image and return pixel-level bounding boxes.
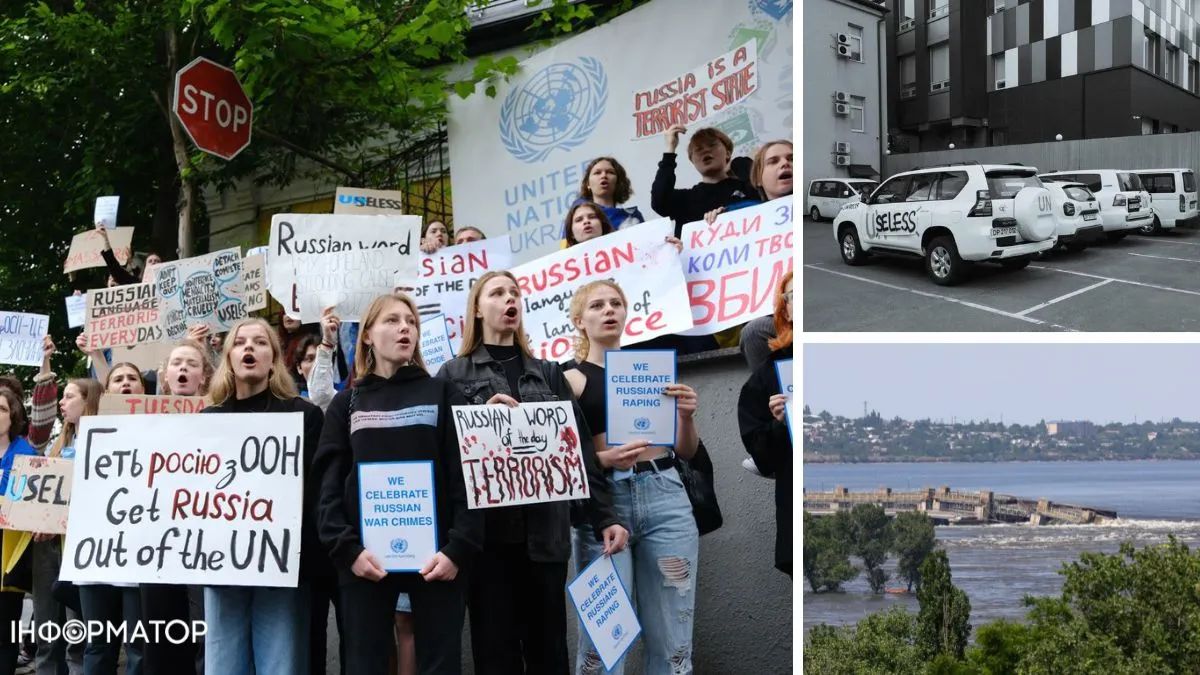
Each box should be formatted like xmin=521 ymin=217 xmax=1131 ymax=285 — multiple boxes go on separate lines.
xmin=887 ymin=0 xmax=1200 ymax=153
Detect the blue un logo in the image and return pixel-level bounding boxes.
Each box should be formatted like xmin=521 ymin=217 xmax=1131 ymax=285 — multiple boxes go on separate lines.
xmin=499 ymin=57 xmax=608 ymax=164
xmin=611 ymin=623 xmax=625 ymax=640
xmin=634 ymin=417 xmax=651 ymax=431
xmin=390 ymin=538 xmax=408 ymax=554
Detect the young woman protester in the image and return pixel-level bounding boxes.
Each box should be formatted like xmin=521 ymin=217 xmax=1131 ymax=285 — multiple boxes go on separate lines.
xmin=572 ymin=157 xmax=645 ymax=232
xmin=737 ymin=271 xmax=794 ymax=577
xmin=0 ymin=387 xmax=40 ymax=675
xmin=201 ymin=317 xmax=330 ymax=675
xmin=437 ymin=271 xmax=627 ymax=675
xmin=419 ymin=220 xmax=451 ymax=254
xmin=314 ymin=292 xmax=483 ymax=675
xmin=564 ymin=203 xmax=684 ymax=253
xmin=563 ymin=280 xmax=701 ymax=675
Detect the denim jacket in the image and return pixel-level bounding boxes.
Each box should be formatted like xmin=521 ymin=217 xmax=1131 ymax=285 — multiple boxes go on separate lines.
xmin=438 ymin=347 xmax=622 ymax=563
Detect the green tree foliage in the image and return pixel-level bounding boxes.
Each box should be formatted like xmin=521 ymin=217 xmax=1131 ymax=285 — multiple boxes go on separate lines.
xmin=850 ymin=503 xmax=892 ymax=594
xmin=892 ymin=511 xmax=936 ymax=592
xmin=803 ymin=608 xmax=924 ymax=675
xmin=916 ymin=550 xmax=971 ymax=661
xmin=802 ymin=511 xmax=857 ymax=593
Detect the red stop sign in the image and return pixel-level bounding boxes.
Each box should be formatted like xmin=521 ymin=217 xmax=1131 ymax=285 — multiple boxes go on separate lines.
xmin=173 ymin=57 xmax=253 ymax=160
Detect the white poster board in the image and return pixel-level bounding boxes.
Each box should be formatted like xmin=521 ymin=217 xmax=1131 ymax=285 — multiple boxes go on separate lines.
xmin=94 ymin=196 xmax=120 ymax=229
xmin=241 ymin=254 xmax=267 ymax=313
xmin=0 ymin=312 xmax=48 ymax=367
xmin=775 ymin=357 xmax=793 ymax=440
xmin=153 ymin=248 xmax=245 ymax=341
xmin=65 ymin=295 xmax=86 ymax=329
xmin=84 ymin=283 xmax=162 ymax=350
xmin=604 ymin=349 xmax=676 ymax=447
xmin=567 ymin=554 xmax=642 ymax=671
xmin=419 ymin=313 xmax=454 ymax=376
xmin=358 ymin=461 xmax=438 ymax=573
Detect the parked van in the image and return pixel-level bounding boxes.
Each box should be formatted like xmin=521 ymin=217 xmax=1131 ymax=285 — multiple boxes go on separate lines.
xmin=807 ymin=178 xmax=878 ymax=221
xmin=1132 ymin=168 xmax=1199 ymax=232
xmin=1039 ymin=170 xmax=1152 ymax=241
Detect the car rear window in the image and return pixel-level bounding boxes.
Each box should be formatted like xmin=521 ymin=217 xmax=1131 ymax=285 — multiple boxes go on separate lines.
xmin=986 ymin=172 xmax=1041 ymax=198
xmin=1118 ymin=172 xmax=1144 ymax=191
xmin=1185 ymin=172 xmax=1196 ymax=192
xmin=1063 ymin=186 xmax=1092 ymax=202
xmin=1140 ymin=173 xmax=1175 ymax=193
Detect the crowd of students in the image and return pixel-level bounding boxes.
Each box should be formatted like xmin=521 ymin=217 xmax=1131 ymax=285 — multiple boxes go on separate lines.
xmin=0 ymin=127 xmax=793 ymax=675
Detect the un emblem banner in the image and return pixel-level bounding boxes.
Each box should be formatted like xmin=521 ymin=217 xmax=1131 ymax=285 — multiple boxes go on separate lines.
xmin=499 ymin=58 xmax=608 ymax=164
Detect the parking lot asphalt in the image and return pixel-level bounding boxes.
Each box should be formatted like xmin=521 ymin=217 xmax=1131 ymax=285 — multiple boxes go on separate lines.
xmin=803 ymin=217 xmax=1200 ymax=331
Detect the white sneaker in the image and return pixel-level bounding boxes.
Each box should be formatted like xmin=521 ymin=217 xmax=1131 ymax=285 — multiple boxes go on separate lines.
xmin=742 ymin=457 xmax=775 ymax=479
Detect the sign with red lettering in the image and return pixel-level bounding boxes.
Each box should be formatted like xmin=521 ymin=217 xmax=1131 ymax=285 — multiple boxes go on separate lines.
xmin=679 ymin=196 xmax=793 ymax=335
xmin=630 ymin=39 xmax=758 ymax=140
xmin=451 ymin=401 xmax=588 ymax=509
xmin=62 ymin=413 xmax=304 ymax=586
xmin=84 ymin=283 xmax=162 ymax=350
xmin=0 ymin=456 xmax=73 ymax=534
xmin=64 ymin=227 xmax=134 ymax=274
xmin=509 ymin=219 xmax=692 ymax=362
xmin=98 ymin=394 xmax=207 ymax=416
xmin=173 ymin=57 xmax=253 ymax=160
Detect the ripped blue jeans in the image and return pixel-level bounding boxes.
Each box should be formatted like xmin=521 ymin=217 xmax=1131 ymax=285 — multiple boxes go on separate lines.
xmin=572 ymin=465 xmax=699 ymax=675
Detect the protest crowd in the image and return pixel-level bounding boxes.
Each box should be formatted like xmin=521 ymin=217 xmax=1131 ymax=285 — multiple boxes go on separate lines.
xmin=0 ymin=127 xmax=793 ymax=675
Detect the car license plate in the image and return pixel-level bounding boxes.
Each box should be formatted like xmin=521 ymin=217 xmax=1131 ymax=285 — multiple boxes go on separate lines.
xmin=991 ymin=226 xmax=1017 ymax=237
xmin=1083 ymin=212 xmax=1097 ymax=221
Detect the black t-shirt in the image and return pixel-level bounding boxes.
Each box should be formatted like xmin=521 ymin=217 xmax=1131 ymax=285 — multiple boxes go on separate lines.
xmin=483 ymin=343 xmax=528 ymax=544
xmin=564 ymin=360 xmax=605 ymax=436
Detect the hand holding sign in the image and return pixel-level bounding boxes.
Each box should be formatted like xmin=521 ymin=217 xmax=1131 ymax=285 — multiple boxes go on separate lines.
xmin=419 ymin=552 xmax=459 ymax=582
xmin=595 ymin=440 xmax=650 ymax=471
xmin=352 ymin=550 xmax=387 ymax=582
xmin=769 ymin=394 xmax=787 ymax=423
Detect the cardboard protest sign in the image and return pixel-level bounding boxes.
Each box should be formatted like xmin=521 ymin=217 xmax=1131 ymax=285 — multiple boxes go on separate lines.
xmin=0 ymin=312 xmax=48 ymax=367
xmin=605 ymin=349 xmax=676 ymax=447
xmin=154 ymin=248 xmax=245 ymax=341
xmin=679 ymin=196 xmax=793 ymax=335
xmin=99 ymin=394 xmax=207 ymax=416
xmin=108 ymin=342 xmax=174 ymax=375
xmin=418 ymin=313 xmax=453 ymax=376
xmin=510 ymin=219 xmax=691 ymax=362
xmin=64 ymin=227 xmax=133 ymax=274
xmin=62 ymin=412 xmax=304 ymax=586
xmin=94 ymin=196 xmax=120 ymax=229
xmin=567 ymin=554 xmax=641 ymax=671
xmin=398 ymin=236 xmax=512 ymax=353
xmin=451 ymin=401 xmax=588 ymax=509
xmin=241 ymin=254 xmax=267 ymax=312
xmin=65 ymin=295 xmax=86 ymax=329
xmin=775 ymin=358 xmax=793 ymax=441
xmin=267 ymin=214 xmax=420 ymax=322
xmin=334 ymin=187 xmax=406 ymax=215
xmin=0 ymin=456 xmax=73 ymax=534
xmin=357 ymin=461 xmax=437 ymax=572
xmin=84 ymin=283 xmax=162 ymax=350
xmin=631 ymin=39 xmax=758 ymax=140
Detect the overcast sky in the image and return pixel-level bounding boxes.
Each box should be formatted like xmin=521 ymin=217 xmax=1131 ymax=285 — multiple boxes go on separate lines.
xmin=803 ymin=344 xmax=1199 ymax=425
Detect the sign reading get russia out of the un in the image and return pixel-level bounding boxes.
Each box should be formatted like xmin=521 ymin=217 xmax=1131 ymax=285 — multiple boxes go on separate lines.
xmin=447 ymin=0 xmax=792 ymax=264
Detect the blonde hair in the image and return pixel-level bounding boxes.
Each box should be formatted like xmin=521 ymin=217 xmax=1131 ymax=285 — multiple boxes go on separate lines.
xmin=751 ymin=139 xmax=793 ymax=199
xmin=354 ymin=293 xmax=427 ymax=378
xmin=159 ymin=339 xmax=215 ymax=396
xmin=458 ymin=271 xmax=533 ymax=358
xmin=208 ymin=318 xmax=299 ymax=405
xmin=51 ymin=378 xmax=102 ymax=458
xmin=568 ymin=280 xmax=627 ymax=361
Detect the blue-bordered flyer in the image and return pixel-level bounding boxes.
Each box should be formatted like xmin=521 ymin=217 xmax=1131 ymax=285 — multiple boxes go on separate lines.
xmin=419 ymin=312 xmax=454 ymax=376
xmin=605 ymin=349 xmax=677 ymax=447
xmin=566 ymin=554 xmax=642 ymax=671
xmin=775 ymin=358 xmax=794 ymax=441
xmin=357 ymin=460 xmax=438 ymax=573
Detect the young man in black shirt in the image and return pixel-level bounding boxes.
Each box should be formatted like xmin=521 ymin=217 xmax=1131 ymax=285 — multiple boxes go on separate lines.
xmin=650 ymin=124 xmax=759 ymax=234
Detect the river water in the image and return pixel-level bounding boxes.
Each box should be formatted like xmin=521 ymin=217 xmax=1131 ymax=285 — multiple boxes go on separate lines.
xmin=803 ymin=460 xmax=1200 ymax=634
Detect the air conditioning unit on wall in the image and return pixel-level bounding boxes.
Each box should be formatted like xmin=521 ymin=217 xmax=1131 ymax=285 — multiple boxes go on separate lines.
xmin=837 ymin=33 xmax=850 ymax=45
xmin=834 ymin=102 xmax=849 ymax=115
xmin=834 ymin=91 xmax=849 ymax=102
xmin=835 ymin=155 xmax=852 ymax=166
xmin=834 ymin=142 xmax=850 ymax=154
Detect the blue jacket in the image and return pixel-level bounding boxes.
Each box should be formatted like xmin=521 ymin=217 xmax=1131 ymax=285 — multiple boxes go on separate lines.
xmin=563 ymin=199 xmax=646 ymax=238
xmin=0 ymin=436 xmax=37 ymax=496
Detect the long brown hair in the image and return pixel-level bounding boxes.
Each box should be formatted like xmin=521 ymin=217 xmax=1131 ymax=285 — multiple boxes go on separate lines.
xmin=458 ymin=271 xmax=532 ymax=358
xmin=752 ymin=139 xmax=793 ymax=200
xmin=104 ymin=362 xmax=146 ymax=393
xmin=767 ymin=270 xmax=793 ymax=352
xmin=209 ymin=318 xmax=299 ymax=405
xmin=578 ymin=156 xmax=633 ymax=204
xmin=354 ymin=292 xmax=427 ymax=378
xmin=51 ymin=378 xmax=102 ymax=458
xmin=569 ymin=280 xmax=627 ymax=361
xmin=563 ymin=202 xmax=614 ymax=247
xmin=0 ymin=389 xmax=28 ymax=441
xmin=159 ymin=339 xmax=215 ymax=396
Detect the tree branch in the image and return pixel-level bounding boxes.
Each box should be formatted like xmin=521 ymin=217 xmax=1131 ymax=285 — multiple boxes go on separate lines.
xmin=256 ymin=128 xmax=359 ymax=180
xmin=327 ymin=5 xmax=416 ymax=68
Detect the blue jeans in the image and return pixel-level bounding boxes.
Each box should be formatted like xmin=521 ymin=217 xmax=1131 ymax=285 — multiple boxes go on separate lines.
xmin=78 ymin=585 xmax=142 ymax=675
xmin=202 ymin=586 xmax=309 ymax=675
xmin=572 ymin=465 xmax=699 ymax=675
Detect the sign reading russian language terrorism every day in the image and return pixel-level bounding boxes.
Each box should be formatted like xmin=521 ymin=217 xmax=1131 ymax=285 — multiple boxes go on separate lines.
xmin=399 ymin=236 xmax=513 ymax=352
xmin=61 ymin=413 xmax=304 ymax=586
xmin=0 ymin=456 xmax=73 ymax=535
xmin=358 ymin=461 xmax=437 ymax=572
xmin=154 ymin=248 xmax=245 ymax=341
xmin=510 ymin=219 xmax=690 ymax=362
xmin=630 ymin=40 xmax=758 ymax=140
xmin=267 ymin=214 xmax=420 ymax=322
xmin=84 ymin=283 xmax=162 ymax=350
xmin=451 ymin=401 xmax=587 ymax=509
xmin=98 ymin=394 xmax=207 ymax=416
xmin=333 ymin=187 xmax=405 ymax=215
xmin=448 ymin=0 xmax=791 ymax=263
xmin=64 ymin=227 xmax=134 ymax=274
xmin=679 ymin=196 xmax=793 ymax=335
xmin=567 ymin=554 xmax=641 ymax=671
xmin=0 ymin=312 xmax=48 ymax=367
xmin=605 ymin=349 xmax=676 ymax=447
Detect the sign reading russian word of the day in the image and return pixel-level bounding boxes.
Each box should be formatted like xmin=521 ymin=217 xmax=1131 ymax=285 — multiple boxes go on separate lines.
xmin=98 ymin=394 xmax=207 ymax=416
xmin=241 ymin=254 xmax=267 ymax=313
xmin=84 ymin=283 xmax=162 ymax=350
xmin=679 ymin=196 xmax=793 ymax=335
xmin=605 ymin=350 xmax=676 ymax=447
xmin=399 ymin=236 xmax=512 ymax=353
xmin=0 ymin=312 xmax=48 ymax=368
xmin=267 ymin=214 xmax=420 ymax=322
xmin=510 ymin=219 xmax=691 ymax=362
xmin=775 ymin=358 xmax=793 ymax=440
xmin=567 ymin=554 xmax=641 ymax=671
xmin=64 ymin=227 xmax=134 ymax=274
xmin=418 ymin=313 xmax=453 ymax=376
xmin=451 ymin=401 xmax=588 ymax=509
xmin=333 ymin=187 xmax=406 ymax=216
xmin=94 ymin=196 xmax=120 ymax=230
xmin=630 ymin=40 xmax=758 ymax=140
xmin=61 ymin=413 xmax=304 ymax=586
xmin=65 ymin=295 xmax=86 ymax=329
xmin=0 ymin=456 xmax=73 ymax=535
xmin=154 ymin=248 xmax=245 ymax=341
xmin=358 ymin=461 xmax=437 ymax=573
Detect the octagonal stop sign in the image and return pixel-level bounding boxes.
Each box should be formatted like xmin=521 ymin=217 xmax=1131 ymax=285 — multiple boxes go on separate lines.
xmin=173 ymin=57 xmax=253 ymax=160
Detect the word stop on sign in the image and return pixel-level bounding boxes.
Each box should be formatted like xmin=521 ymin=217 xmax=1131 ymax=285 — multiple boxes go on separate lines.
xmin=179 ymin=85 xmax=249 ymax=132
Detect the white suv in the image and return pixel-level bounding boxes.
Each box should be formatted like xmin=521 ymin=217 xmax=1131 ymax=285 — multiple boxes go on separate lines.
xmin=833 ymin=163 xmax=1057 ymax=285
xmin=1043 ymin=182 xmax=1103 ymax=253
xmin=1039 ymin=170 xmax=1152 ymax=240
xmin=1133 ymin=169 xmax=1199 ymax=232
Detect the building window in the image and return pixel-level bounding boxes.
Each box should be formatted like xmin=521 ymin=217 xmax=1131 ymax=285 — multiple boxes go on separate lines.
xmin=930 ymin=44 xmax=950 ymax=92
xmin=899 ymin=0 xmax=915 ymax=32
xmin=930 ymin=0 xmax=949 ymax=19
xmin=1190 ymin=58 xmax=1199 ymax=93
xmin=993 ymin=53 xmax=1006 ymax=88
xmin=1166 ymin=46 xmax=1179 ymax=83
xmin=1145 ymin=30 xmax=1161 ymax=75
xmin=993 ymin=0 xmax=1006 ymax=13
xmin=849 ymin=95 xmax=866 ymax=133
xmin=846 ymin=24 xmax=864 ymax=63
xmin=900 ymin=55 xmax=917 ymax=99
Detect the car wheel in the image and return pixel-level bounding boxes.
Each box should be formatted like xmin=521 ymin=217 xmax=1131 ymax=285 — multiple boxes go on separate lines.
xmin=1000 ymin=256 xmax=1032 ymax=270
xmin=1139 ymin=216 xmax=1161 ymax=235
xmin=925 ymin=236 xmax=968 ymax=286
xmin=839 ymin=226 xmax=868 ymax=266
xmin=1106 ymin=232 xmax=1128 ymax=242
xmin=810 ymin=206 xmax=821 ymax=222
